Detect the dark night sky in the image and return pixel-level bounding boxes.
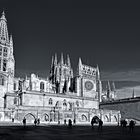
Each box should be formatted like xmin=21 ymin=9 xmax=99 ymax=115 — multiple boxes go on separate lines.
xmin=1 ymin=0 xmax=140 ymax=87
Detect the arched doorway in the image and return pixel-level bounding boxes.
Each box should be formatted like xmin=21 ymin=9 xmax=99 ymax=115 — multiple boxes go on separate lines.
xmin=42 ymin=114 xmax=49 ymax=122
xmin=40 ymin=82 xmax=45 ymax=91
xmin=24 ymin=113 xmax=35 ymax=123
xmin=112 ymin=115 xmax=117 ymax=122
xmin=104 ymin=115 xmax=109 ymax=122
xmin=81 ymin=114 xmax=87 ymax=122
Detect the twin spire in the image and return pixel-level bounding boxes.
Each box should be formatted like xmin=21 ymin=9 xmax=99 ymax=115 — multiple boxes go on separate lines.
xmin=51 ymin=53 xmax=71 ymax=67
xmin=60 ymin=53 xmax=64 ymax=65
xmin=106 ymin=81 xmax=116 ymax=92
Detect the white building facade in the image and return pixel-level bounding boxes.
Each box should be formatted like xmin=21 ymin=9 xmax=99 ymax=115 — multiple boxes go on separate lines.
xmin=0 ymin=12 xmax=120 ymax=124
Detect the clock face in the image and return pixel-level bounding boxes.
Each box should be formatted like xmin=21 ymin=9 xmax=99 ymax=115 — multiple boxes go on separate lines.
xmin=85 ymin=81 xmax=94 ymax=91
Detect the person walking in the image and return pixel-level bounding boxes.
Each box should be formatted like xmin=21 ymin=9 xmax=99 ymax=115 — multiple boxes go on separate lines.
xmin=37 ymin=118 xmax=40 ymax=125
xmin=23 ymin=117 xmax=26 ymax=127
xmin=64 ymin=119 xmax=67 ymax=125
xmin=129 ymin=120 xmax=135 ymax=133
xmin=34 ymin=118 xmax=37 ymax=126
xmin=91 ymin=119 xmax=94 ymax=128
xmin=122 ymin=119 xmax=127 ymax=128
xmin=68 ymin=119 xmax=72 ymax=128
xmin=98 ymin=119 xmax=103 ymax=131
xmin=73 ymin=119 xmax=76 ymax=125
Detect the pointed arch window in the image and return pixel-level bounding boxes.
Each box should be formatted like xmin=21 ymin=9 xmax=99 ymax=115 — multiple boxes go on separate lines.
xmin=68 ymin=102 xmax=73 ymax=111
xmin=76 ymin=100 xmax=79 ymax=107
xmin=40 ymin=82 xmax=44 ymax=91
xmin=14 ymin=83 xmax=16 ymax=90
xmin=0 ymin=46 xmax=2 ymax=56
xmin=3 ymin=47 xmax=8 ymax=57
xmin=14 ymin=97 xmax=18 ymax=105
xmin=0 ymin=75 xmax=5 ymax=85
xmin=49 ymin=98 xmax=53 ymax=105
xmin=3 ymin=59 xmax=7 ymax=71
xmin=63 ymin=99 xmax=67 ymax=110
xmin=0 ymin=58 xmax=1 ymax=70
xmin=55 ymin=101 xmax=59 ymax=108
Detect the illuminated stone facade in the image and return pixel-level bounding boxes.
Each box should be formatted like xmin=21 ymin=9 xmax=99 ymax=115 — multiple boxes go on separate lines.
xmin=0 ymin=12 xmax=120 ymax=124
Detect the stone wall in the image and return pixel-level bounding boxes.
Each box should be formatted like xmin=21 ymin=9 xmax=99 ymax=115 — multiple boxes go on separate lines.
xmin=22 ymin=92 xmax=99 ymax=109
xmin=100 ymin=98 xmax=140 ymax=120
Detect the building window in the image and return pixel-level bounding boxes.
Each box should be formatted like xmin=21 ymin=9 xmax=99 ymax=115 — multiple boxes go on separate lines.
xmin=49 ymin=98 xmax=53 ymax=105
xmin=3 ymin=59 xmax=7 ymax=71
xmin=14 ymin=97 xmax=17 ymax=105
xmin=14 ymin=83 xmax=16 ymax=90
xmin=0 ymin=58 xmax=1 ymax=70
xmin=55 ymin=101 xmax=59 ymax=108
xmin=3 ymin=47 xmax=8 ymax=57
xmin=0 ymin=46 xmax=2 ymax=56
xmin=40 ymin=82 xmax=44 ymax=91
xmin=63 ymin=99 xmax=67 ymax=110
xmin=76 ymin=101 xmax=79 ymax=107
xmin=68 ymin=102 xmax=72 ymax=111
xmin=0 ymin=75 xmax=5 ymax=85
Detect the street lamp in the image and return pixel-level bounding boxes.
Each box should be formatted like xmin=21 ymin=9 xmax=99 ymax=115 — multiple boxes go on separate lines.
xmin=58 ymin=107 xmax=60 ymax=124
xmin=50 ymin=107 xmax=56 ymax=122
xmin=43 ymin=93 xmax=45 ymax=108
xmin=53 ymin=107 xmax=55 ymax=122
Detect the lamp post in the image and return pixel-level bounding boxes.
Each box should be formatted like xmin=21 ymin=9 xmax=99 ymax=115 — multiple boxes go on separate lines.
xmin=50 ymin=109 xmax=52 ymax=122
xmin=11 ymin=109 xmax=14 ymax=122
xmin=50 ymin=107 xmax=55 ymax=122
xmin=53 ymin=107 xmax=55 ymax=122
xmin=58 ymin=107 xmax=60 ymax=124
xmin=43 ymin=94 xmax=45 ymax=108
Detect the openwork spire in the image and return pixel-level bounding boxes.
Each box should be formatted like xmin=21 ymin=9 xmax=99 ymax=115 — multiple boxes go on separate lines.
xmin=9 ymin=35 xmax=14 ymax=56
xmin=0 ymin=11 xmax=9 ymax=44
xmin=60 ymin=53 xmax=64 ymax=65
xmin=107 ymin=81 xmax=111 ymax=91
xmin=96 ymin=65 xmax=100 ymax=80
xmin=51 ymin=55 xmax=54 ymax=68
xmin=1 ymin=11 xmax=6 ymax=21
xmin=10 ymin=35 xmax=13 ymax=46
xmin=78 ymin=57 xmax=82 ymax=67
xmin=67 ymin=54 xmax=71 ymax=67
xmin=54 ymin=53 xmax=57 ymax=65
xmin=77 ymin=57 xmax=82 ymax=76
xmin=112 ymin=81 xmax=116 ymax=92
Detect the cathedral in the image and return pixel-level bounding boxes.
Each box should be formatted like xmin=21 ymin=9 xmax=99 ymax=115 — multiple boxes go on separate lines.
xmin=0 ymin=11 xmax=120 ymax=124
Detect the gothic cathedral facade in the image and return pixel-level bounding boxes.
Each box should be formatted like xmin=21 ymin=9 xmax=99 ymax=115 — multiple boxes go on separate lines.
xmin=0 ymin=12 xmax=120 ymax=124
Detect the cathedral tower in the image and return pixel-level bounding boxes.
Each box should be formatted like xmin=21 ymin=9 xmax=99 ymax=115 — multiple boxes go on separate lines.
xmin=0 ymin=11 xmax=15 ymax=107
xmin=49 ymin=53 xmax=73 ymax=94
xmin=75 ymin=58 xmax=102 ymax=100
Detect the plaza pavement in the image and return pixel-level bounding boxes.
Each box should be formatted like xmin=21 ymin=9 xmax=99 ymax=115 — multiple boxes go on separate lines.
xmin=0 ymin=122 xmax=139 ymax=140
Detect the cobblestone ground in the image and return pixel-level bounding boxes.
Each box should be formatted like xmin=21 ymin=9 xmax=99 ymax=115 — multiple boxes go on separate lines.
xmin=0 ymin=122 xmax=139 ymax=140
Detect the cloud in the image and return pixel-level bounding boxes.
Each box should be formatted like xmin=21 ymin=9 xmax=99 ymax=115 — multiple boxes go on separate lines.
xmin=116 ymin=85 xmax=140 ymax=99
xmin=101 ymin=69 xmax=140 ymax=81
xmin=101 ymin=69 xmax=140 ymax=99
